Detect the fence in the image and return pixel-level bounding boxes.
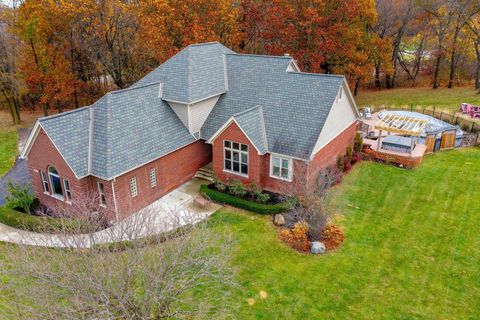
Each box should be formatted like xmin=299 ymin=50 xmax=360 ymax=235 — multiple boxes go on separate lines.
xmin=376 ymin=105 xmax=480 ymax=133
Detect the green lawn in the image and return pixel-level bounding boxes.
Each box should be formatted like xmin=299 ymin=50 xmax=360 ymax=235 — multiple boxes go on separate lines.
xmin=356 ymin=86 xmax=480 ymax=113
xmin=0 ymin=129 xmax=17 ymax=176
xmin=0 ymin=149 xmax=479 ymax=318
xmin=208 ymin=148 xmax=480 ymax=319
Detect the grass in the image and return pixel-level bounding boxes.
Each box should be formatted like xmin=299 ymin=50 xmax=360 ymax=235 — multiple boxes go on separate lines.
xmin=0 ymin=128 xmax=17 ymax=177
xmin=206 ymin=148 xmax=480 ymax=319
xmin=356 ymin=86 xmax=480 ymax=113
xmin=0 ymin=149 xmax=479 ymax=318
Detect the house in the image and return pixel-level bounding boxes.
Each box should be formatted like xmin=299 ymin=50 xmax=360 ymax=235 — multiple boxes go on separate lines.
xmin=20 ymin=42 xmax=359 ymax=220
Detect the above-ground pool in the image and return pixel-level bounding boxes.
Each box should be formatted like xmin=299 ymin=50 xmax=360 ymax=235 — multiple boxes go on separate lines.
xmin=378 ymin=110 xmax=463 ymax=148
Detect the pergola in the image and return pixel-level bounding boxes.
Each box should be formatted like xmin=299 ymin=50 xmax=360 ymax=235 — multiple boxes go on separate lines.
xmin=374 ymin=114 xmax=429 ymax=156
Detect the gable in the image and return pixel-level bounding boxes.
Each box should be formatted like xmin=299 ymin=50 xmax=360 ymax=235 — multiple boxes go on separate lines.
xmin=311 ymin=81 xmax=359 ymax=157
xmin=208 ymin=119 xmax=265 ymax=154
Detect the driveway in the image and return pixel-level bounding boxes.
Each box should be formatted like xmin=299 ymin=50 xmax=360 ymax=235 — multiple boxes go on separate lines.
xmin=0 ymin=128 xmax=32 ymax=206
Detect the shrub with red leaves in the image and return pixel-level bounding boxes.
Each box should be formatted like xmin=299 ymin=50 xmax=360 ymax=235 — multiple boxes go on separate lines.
xmin=351 ymin=152 xmax=361 ymax=164
xmin=279 ymin=223 xmax=310 ymax=253
xmin=321 ymin=225 xmax=345 ymax=251
xmin=343 ymin=156 xmax=352 ymax=172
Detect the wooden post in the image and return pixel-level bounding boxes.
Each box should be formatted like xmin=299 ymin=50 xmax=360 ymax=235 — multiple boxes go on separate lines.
xmin=377 ymin=129 xmax=383 ymax=151
xmin=471 ymin=121 xmax=475 ymax=132
xmin=410 ymin=136 xmax=415 ymax=157
xmin=440 ymin=111 xmax=443 ymax=120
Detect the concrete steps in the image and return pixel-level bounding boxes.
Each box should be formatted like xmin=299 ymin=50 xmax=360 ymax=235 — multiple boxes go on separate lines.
xmin=194 ymin=163 xmax=214 ymax=182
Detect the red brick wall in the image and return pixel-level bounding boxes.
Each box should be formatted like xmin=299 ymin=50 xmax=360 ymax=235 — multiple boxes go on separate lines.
xmin=28 ymin=129 xmax=211 ymax=219
xmin=212 ymin=121 xmax=264 ymax=186
xmin=212 ymin=121 xmax=358 ymax=195
xmin=113 ymin=140 xmax=211 ymax=217
xmin=307 ymin=121 xmax=357 ymax=186
xmin=27 ymin=128 xmax=100 ymax=212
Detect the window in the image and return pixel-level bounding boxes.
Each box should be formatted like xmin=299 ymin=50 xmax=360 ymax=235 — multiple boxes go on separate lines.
xmin=63 ymin=179 xmax=72 ymax=202
xmin=270 ymin=155 xmax=293 ymax=181
xmin=223 ymin=140 xmax=248 ymax=176
xmin=149 ymin=168 xmax=157 ymax=188
xmin=48 ymin=166 xmax=63 ymax=199
xmin=97 ymin=182 xmax=106 ymax=206
xmin=130 ymin=177 xmax=138 ymax=197
xmin=40 ymin=171 xmax=49 ymax=193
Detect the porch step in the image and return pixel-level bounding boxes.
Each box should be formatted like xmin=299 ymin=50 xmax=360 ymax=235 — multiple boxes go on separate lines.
xmin=194 ymin=163 xmax=214 ymax=182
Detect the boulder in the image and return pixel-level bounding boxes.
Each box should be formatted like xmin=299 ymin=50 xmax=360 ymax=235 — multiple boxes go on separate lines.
xmin=273 ymin=214 xmax=285 ymax=226
xmin=310 ymin=241 xmax=326 ymax=254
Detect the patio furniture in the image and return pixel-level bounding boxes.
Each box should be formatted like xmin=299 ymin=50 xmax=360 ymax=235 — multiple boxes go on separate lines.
xmin=461 ymin=103 xmax=472 ymax=114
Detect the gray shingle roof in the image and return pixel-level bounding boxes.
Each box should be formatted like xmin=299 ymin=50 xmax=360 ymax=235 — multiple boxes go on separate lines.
xmin=39 ymin=108 xmax=90 ymax=176
xmin=35 ymin=43 xmax=346 ymax=180
xmin=134 ymin=42 xmax=234 ymax=103
xmin=201 ymin=54 xmax=344 ymax=159
xmin=232 ymin=106 xmax=268 ymax=154
xmin=39 ymin=83 xmax=195 ymax=178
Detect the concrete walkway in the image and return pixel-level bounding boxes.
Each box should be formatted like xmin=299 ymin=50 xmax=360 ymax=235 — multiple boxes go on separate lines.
xmin=0 ymin=179 xmax=220 ymax=248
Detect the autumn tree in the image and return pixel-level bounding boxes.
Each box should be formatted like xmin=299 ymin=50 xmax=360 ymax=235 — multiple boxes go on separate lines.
xmin=0 ymin=1 xmax=23 ymax=124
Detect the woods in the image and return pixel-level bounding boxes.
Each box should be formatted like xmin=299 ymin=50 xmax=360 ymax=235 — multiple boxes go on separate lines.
xmin=1 ymin=0 xmax=480 ymax=125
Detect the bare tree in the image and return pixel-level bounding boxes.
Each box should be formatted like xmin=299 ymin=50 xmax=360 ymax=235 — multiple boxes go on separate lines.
xmin=0 ymin=201 xmax=237 ymax=319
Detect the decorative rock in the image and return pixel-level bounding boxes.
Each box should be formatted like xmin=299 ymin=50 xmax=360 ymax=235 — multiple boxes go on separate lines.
xmin=273 ymin=214 xmax=285 ymax=226
xmin=310 ymin=241 xmax=326 ymax=254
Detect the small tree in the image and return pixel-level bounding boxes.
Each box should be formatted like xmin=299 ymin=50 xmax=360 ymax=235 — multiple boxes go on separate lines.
xmin=336 ymin=155 xmax=344 ymax=171
xmin=354 ymin=132 xmax=363 ymax=153
xmin=346 ymin=145 xmax=353 ymax=163
xmin=4 ymin=181 xmax=35 ymax=214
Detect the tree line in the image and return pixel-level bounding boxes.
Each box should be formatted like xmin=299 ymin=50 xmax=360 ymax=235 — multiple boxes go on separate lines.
xmin=1 ymin=0 xmax=479 ymax=125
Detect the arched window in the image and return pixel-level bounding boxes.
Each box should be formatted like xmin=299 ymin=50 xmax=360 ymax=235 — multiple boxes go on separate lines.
xmin=48 ymin=166 xmax=64 ymax=199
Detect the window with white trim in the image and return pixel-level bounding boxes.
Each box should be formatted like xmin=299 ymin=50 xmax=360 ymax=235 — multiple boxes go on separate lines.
xmin=270 ymin=155 xmax=293 ymax=181
xmin=63 ymin=179 xmax=72 ymax=202
xmin=40 ymin=171 xmax=49 ymax=193
xmin=97 ymin=182 xmax=106 ymax=206
xmin=130 ymin=177 xmax=138 ymax=197
xmin=149 ymin=168 xmax=157 ymax=188
xmin=48 ymin=166 xmax=64 ymax=199
xmin=224 ymin=140 xmax=248 ymax=176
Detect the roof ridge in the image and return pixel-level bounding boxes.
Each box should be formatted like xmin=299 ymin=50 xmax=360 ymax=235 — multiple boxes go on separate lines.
xmin=233 ymin=105 xmax=262 ymax=118
xmin=188 ymin=41 xmax=221 ymax=47
xmin=257 ymin=106 xmax=269 ymax=152
xmin=38 ymin=105 xmax=91 ymax=122
xmin=109 ymin=82 xmax=161 ymax=95
xmin=289 ymin=71 xmax=345 ymax=79
xmin=226 ymin=53 xmax=292 ymax=60
xmin=187 ymin=45 xmax=192 ymax=101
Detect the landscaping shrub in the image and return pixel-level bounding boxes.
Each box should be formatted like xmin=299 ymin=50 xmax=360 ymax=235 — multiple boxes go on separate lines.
xmin=213 ymin=175 xmax=227 ymax=192
xmin=0 ymin=206 xmax=85 ymax=234
xmin=336 ymin=155 xmax=344 ymax=171
xmin=321 ymin=225 xmax=345 ymax=251
xmin=346 ymin=145 xmax=353 ymax=163
xmin=200 ymin=185 xmax=289 ymax=214
xmin=351 ymin=152 xmax=361 ymax=164
xmin=229 ymin=179 xmax=247 ymax=198
xmin=343 ymin=156 xmax=352 ymax=172
xmin=279 ymin=222 xmax=310 ymax=253
xmin=354 ymin=132 xmax=363 ymax=152
xmin=4 ymin=180 xmax=36 ymax=214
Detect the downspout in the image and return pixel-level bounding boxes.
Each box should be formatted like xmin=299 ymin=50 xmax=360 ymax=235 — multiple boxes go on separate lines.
xmin=111 ymin=178 xmax=119 ymax=221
